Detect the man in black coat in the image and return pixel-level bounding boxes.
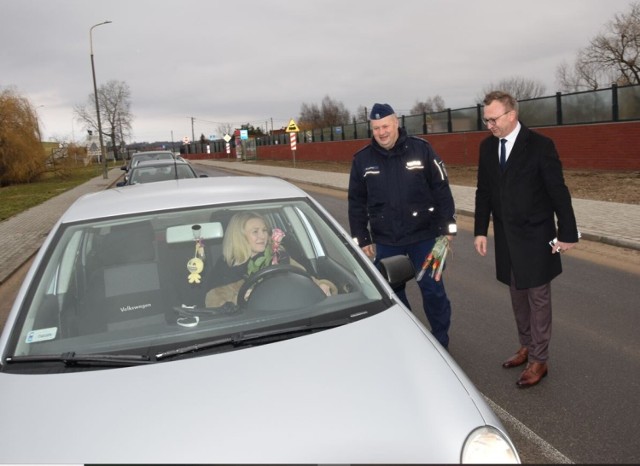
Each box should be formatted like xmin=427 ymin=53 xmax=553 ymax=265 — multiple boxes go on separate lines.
xmin=474 ymin=91 xmax=579 ymax=388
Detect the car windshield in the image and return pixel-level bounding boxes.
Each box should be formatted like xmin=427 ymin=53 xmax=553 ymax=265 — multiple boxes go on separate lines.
xmin=129 ymin=164 xmax=195 ymax=183
xmin=6 ymin=199 xmax=388 ymax=367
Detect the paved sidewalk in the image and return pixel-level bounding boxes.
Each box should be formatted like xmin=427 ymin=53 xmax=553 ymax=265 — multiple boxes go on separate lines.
xmin=1 ymin=160 xmax=638 ymax=285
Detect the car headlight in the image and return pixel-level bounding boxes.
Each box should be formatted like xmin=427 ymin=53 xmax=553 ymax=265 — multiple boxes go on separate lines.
xmin=461 ymin=426 xmax=520 ymax=464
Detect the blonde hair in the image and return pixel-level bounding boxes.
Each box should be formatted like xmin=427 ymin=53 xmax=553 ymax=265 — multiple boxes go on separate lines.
xmin=222 ymin=212 xmax=271 ymax=266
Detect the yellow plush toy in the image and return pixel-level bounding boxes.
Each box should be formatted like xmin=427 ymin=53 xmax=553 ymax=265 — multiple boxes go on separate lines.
xmin=186 ymin=234 xmax=206 ymax=284
xmin=187 ymin=257 xmax=204 ymax=284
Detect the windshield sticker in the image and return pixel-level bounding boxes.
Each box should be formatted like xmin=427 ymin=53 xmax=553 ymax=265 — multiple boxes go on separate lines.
xmin=26 ymin=327 xmax=58 ymax=343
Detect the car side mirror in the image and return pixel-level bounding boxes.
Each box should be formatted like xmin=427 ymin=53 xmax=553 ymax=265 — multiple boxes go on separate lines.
xmin=377 ymin=255 xmax=415 ymax=289
xmin=116 ymin=181 xmax=125 ymax=187
xmin=199 ymin=174 xmax=208 ymax=178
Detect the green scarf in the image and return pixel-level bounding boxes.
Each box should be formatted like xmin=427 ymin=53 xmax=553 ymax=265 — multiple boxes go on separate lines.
xmin=246 ymin=247 xmax=273 ymax=276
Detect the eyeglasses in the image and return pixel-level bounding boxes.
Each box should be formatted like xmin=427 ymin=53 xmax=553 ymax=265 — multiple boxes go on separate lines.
xmin=482 ymin=110 xmax=512 ymax=126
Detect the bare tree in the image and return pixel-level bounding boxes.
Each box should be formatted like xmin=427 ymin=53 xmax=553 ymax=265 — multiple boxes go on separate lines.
xmin=557 ymin=2 xmax=640 ymax=91
xmin=355 ymin=105 xmax=369 ymax=122
xmin=0 ymin=87 xmax=46 ymax=185
xmin=216 ymin=123 xmax=234 ymax=139
xmin=321 ymin=96 xmax=350 ymax=126
xmin=298 ymin=102 xmax=322 ymax=129
xmin=556 ymin=52 xmax=612 ymax=92
xmin=410 ymin=95 xmax=446 ymax=115
xmin=479 ymin=76 xmax=547 ymax=102
xmin=75 ymin=80 xmax=133 ymax=160
xmin=298 ymin=95 xmax=351 ymax=129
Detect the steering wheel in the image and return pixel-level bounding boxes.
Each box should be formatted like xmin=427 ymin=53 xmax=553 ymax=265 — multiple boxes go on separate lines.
xmin=236 ymin=264 xmax=316 ymax=308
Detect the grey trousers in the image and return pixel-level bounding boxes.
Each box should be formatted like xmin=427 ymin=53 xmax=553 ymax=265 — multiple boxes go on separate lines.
xmin=509 ymin=271 xmax=552 ymax=363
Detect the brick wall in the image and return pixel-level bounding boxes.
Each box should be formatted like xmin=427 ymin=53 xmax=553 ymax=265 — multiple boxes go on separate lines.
xmin=194 ymin=121 xmax=640 ymax=170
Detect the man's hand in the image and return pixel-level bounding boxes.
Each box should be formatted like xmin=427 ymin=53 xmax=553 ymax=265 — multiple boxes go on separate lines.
xmin=552 ymin=241 xmax=577 ymax=254
xmin=362 ymin=244 xmax=375 ymax=259
xmin=474 ymin=235 xmax=487 ymax=257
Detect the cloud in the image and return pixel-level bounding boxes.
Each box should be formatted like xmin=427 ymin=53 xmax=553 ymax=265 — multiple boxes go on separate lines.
xmin=1 ymin=0 xmax=634 ymax=142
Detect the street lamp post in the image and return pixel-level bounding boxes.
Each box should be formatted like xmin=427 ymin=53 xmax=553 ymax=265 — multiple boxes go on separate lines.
xmin=90 ymin=20 xmax=112 ymax=179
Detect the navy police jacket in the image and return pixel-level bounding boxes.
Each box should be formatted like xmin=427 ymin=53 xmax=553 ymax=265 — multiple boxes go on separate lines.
xmin=348 ymin=128 xmax=456 ymax=247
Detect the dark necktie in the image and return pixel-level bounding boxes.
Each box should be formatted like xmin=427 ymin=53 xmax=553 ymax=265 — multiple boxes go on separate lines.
xmin=500 ymin=138 xmax=507 ymax=171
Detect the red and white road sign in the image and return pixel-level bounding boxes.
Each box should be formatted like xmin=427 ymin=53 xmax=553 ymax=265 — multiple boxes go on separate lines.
xmin=290 ymin=132 xmax=297 ymax=151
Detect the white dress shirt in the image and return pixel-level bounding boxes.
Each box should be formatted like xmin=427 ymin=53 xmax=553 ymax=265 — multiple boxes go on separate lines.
xmin=499 ymin=122 xmax=522 ymax=164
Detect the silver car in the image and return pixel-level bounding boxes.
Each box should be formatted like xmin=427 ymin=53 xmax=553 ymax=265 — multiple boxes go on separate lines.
xmin=0 ymin=177 xmax=520 ymax=464
xmin=123 ymin=149 xmax=175 ymax=170
xmin=116 ymin=159 xmax=204 ymax=186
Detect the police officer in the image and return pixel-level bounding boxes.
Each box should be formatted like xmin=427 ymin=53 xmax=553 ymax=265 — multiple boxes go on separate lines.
xmin=348 ymin=103 xmax=457 ymax=348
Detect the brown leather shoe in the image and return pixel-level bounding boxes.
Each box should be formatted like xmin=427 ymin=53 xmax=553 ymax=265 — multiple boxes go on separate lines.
xmin=502 ymin=347 xmax=528 ymax=368
xmin=516 ymin=362 xmax=548 ymax=388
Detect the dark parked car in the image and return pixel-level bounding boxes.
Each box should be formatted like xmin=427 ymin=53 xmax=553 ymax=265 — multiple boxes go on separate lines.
xmin=116 ymin=160 xmax=205 ymax=186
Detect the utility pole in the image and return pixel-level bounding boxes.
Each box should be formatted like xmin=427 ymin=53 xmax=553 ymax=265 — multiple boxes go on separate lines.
xmin=90 ymin=20 xmax=112 ymax=179
xmin=119 ymin=116 xmax=125 ymax=160
xmin=191 ymin=117 xmax=195 ymax=144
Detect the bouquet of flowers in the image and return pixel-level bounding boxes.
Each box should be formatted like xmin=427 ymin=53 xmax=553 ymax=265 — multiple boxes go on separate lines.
xmin=270 ymin=228 xmax=285 ymax=264
xmin=416 ymin=235 xmax=451 ymax=282
xmin=247 ymin=228 xmax=286 ymax=275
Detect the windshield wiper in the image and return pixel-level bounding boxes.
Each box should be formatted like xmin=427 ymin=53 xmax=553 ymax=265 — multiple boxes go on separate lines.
xmin=156 ymin=319 xmax=351 ymax=361
xmin=155 ymin=336 xmax=235 ymax=360
xmin=6 ymin=352 xmax=152 ymax=367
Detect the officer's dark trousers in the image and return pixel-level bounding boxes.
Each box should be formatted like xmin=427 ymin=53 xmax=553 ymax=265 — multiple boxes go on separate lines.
xmin=375 ymin=239 xmax=452 ymax=349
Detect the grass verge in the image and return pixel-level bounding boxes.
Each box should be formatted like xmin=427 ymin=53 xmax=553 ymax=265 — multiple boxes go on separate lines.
xmin=0 ymin=164 xmax=106 ymax=222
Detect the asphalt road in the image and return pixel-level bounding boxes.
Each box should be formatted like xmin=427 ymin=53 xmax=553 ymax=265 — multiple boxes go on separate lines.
xmin=197 ymin=165 xmax=640 ymax=464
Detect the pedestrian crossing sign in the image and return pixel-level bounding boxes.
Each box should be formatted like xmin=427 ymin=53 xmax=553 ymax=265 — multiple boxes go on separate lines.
xmin=285 ymin=119 xmax=300 ymax=133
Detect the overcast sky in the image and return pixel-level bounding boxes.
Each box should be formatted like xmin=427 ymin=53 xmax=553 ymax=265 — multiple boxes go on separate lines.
xmin=1 ymin=0 xmax=635 ymax=143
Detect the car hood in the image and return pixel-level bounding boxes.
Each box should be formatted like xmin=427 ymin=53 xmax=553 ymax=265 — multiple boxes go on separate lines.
xmin=0 ymin=305 xmax=498 ymax=464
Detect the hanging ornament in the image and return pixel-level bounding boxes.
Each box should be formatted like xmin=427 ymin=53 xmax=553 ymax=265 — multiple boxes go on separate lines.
xmin=186 ymin=224 xmax=205 ymax=284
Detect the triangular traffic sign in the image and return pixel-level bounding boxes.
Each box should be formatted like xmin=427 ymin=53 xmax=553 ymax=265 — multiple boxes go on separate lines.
xmin=285 ymin=118 xmax=300 ymax=133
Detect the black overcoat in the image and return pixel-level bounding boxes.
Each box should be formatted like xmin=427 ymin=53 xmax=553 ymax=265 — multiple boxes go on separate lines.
xmin=474 ymin=124 xmax=579 ymax=288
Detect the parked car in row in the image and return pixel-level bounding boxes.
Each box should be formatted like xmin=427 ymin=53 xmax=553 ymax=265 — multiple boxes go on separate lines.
xmin=0 ymin=177 xmax=519 ymax=464
xmin=116 ymin=159 xmax=206 ymax=186
xmin=121 ymin=150 xmax=176 ymax=173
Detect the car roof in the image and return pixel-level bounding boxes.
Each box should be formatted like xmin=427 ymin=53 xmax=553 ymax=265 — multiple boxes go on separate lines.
xmin=132 ymin=150 xmax=174 ymax=156
xmin=60 ymin=177 xmax=309 ymax=223
xmin=132 ymin=159 xmax=190 ymax=168
xmin=130 ymin=151 xmax=175 ymax=162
